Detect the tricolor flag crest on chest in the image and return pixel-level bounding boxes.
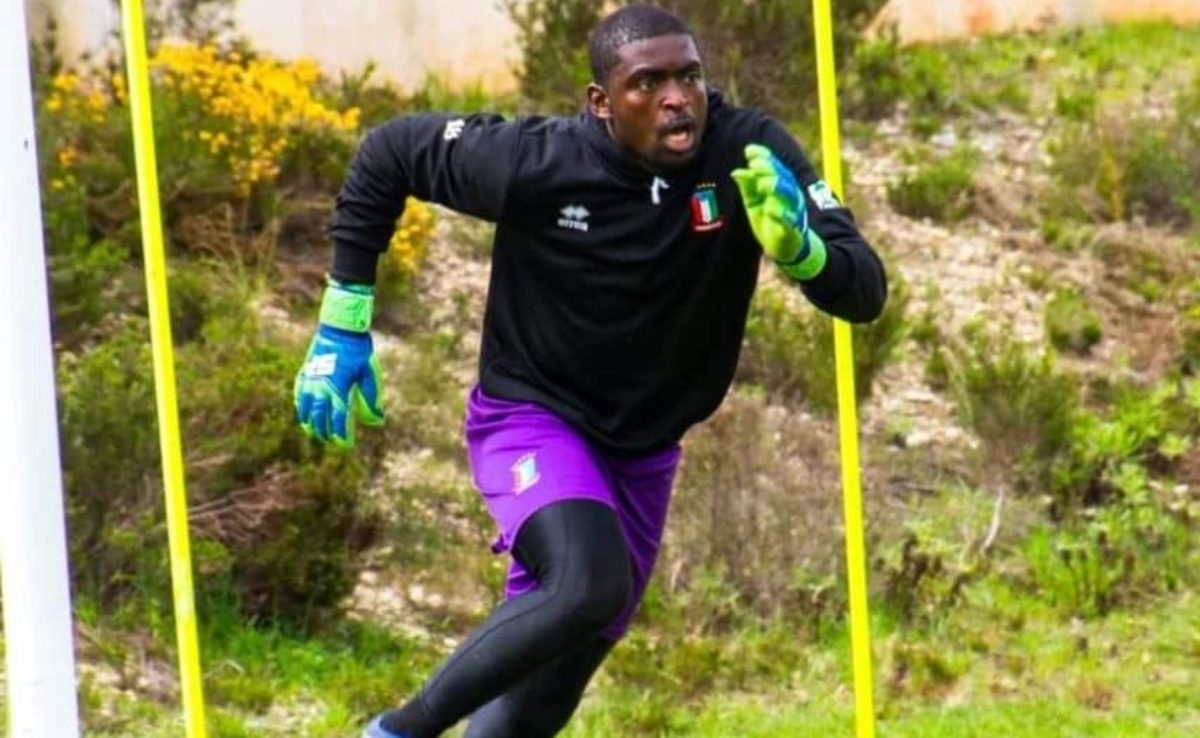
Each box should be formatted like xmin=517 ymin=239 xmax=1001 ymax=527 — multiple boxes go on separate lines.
xmin=690 ymin=183 xmax=725 ymax=233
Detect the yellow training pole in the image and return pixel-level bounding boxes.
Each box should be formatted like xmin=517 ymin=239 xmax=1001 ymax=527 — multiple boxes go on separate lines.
xmin=811 ymin=1 xmax=877 ymax=736
xmin=119 ymin=1 xmax=209 ymax=736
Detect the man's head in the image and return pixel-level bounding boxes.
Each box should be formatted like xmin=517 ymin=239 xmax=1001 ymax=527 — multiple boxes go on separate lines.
xmin=586 ymin=5 xmax=708 ymax=173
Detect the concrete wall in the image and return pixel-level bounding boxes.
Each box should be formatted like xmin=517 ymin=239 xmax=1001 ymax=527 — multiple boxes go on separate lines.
xmin=232 ymin=0 xmax=518 ymax=91
xmin=874 ymin=0 xmax=1200 ymax=43
xmin=24 ymin=0 xmax=1200 ymax=85
xmin=23 ymin=0 xmax=519 ymax=92
xmin=25 ymin=0 xmax=118 ymax=60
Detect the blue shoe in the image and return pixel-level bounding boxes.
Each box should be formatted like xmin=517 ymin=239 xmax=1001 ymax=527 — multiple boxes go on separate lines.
xmin=361 ymin=716 xmax=405 ymax=738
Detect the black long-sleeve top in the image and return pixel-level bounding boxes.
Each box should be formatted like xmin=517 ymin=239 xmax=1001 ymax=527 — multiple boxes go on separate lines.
xmin=329 ymin=90 xmax=887 ymax=455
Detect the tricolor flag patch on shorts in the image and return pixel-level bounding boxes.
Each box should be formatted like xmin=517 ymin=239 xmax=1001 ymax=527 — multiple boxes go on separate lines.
xmin=511 ymin=452 xmax=540 ymax=494
xmin=690 ymin=183 xmax=725 ymax=232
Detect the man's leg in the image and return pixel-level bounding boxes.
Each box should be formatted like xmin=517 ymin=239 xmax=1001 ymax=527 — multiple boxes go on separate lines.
xmin=376 ymin=500 xmax=631 ymax=738
xmin=462 ymin=635 xmax=614 ymax=738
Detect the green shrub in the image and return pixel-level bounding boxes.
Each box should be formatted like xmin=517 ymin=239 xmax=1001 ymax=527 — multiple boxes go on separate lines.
xmin=607 ymin=575 xmax=814 ymax=721
xmin=948 ymin=327 xmax=1078 ymax=485
xmin=58 ymin=266 xmax=381 ymax=628
xmin=879 ymin=527 xmax=975 ymax=624
xmin=1026 ymin=485 xmax=1195 ymax=617
xmin=664 ymin=389 xmax=847 ymax=626
xmin=57 ymin=318 xmax=161 ymax=606
xmin=887 ymin=146 xmax=978 ymax=222
xmin=846 ymin=34 xmax=1034 ymax=120
xmin=43 ymin=177 xmax=133 ymax=345
xmin=1047 ymin=73 xmax=1200 ymax=228
xmin=504 ymin=0 xmax=887 ymax=121
xmin=501 ymin=0 xmax=599 ymax=114
xmin=1054 ymin=83 xmax=1097 ymax=122
xmin=1044 ymin=288 xmax=1102 ymax=354
xmin=1025 ymin=380 xmax=1200 ymax=616
xmin=739 ymin=273 xmax=908 ymax=412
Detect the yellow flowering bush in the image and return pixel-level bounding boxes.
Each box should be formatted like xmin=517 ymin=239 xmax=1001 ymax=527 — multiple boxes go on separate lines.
xmin=377 ymin=199 xmax=437 ymax=301
xmin=39 ymin=71 xmax=117 ymax=196
xmin=388 ymin=199 xmax=437 ymax=275
xmin=150 ymin=43 xmax=360 ymax=195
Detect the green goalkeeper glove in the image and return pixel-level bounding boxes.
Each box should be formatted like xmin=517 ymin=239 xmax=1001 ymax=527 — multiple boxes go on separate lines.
xmin=731 ymin=143 xmax=828 ymax=281
xmin=293 ymin=279 xmax=385 ymax=449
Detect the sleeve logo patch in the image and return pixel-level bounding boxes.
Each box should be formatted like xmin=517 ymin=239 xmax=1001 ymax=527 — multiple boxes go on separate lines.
xmin=807 ymin=180 xmax=842 ymax=211
xmin=443 ymin=118 xmax=466 ymax=141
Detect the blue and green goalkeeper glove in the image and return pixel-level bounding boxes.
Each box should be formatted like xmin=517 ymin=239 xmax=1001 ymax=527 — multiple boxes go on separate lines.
xmin=731 ymin=143 xmax=828 ymax=281
xmin=293 ymin=279 xmax=384 ymax=449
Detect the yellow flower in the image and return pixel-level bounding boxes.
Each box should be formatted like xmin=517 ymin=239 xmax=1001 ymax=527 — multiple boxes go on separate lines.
xmin=45 ymin=96 xmax=63 ymax=112
xmin=52 ymin=73 xmax=80 ymax=92
xmin=57 ymin=146 xmax=80 ymax=168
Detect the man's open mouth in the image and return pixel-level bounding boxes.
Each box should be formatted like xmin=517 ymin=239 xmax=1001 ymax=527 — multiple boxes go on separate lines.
xmin=660 ymin=118 xmax=697 ymax=153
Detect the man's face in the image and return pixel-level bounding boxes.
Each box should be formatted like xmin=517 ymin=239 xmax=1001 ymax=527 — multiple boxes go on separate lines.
xmin=588 ymin=34 xmax=708 ymax=172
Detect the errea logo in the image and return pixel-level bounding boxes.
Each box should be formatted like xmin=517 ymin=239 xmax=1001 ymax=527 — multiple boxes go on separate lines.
xmin=443 ymin=118 xmax=466 ymax=141
xmin=557 ymin=204 xmax=590 ymax=232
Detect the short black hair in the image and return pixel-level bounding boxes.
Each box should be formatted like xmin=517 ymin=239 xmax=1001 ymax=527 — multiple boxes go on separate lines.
xmin=588 ymin=5 xmax=695 ymax=86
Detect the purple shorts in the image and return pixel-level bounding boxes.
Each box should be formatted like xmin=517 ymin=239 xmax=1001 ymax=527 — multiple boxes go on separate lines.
xmin=465 ymin=385 xmax=681 ymax=640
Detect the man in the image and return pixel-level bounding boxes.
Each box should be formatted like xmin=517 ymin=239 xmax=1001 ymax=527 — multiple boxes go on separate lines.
xmin=293 ymin=5 xmax=886 ymax=737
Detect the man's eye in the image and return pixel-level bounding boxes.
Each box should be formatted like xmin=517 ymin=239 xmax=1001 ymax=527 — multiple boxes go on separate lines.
xmin=636 ymin=77 xmax=657 ymax=93
xmin=684 ymin=71 xmax=703 ymax=85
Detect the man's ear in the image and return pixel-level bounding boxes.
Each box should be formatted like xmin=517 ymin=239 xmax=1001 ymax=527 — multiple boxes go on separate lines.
xmin=587 ymin=83 xmax=612 ymax=120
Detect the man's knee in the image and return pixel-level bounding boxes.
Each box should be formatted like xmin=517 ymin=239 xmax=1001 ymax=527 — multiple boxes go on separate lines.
xmin=517 ymin=500 xmax=634 ymax=635
xmin=557 ymin=547 xmax=632 ymax=633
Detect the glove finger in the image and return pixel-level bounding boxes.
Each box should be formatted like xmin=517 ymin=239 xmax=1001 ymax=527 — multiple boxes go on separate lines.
xmin=294 ymin=376 xmax=313 ymax=424
xmin=356 ymin=354 xmax=386 ymax=425
xmin=748 ymin=156 xmax=778 ymax=180
xmin=331 ymin=396 xmax=354 ymax=450
xmin=731 ymin=169 xmax=763 ymax=206
xmin=744 ymin=143 xmax=773 ymax=162
xmin=310 ymin=396 xmax=332 ymax=442
xmin=764 ymin=194 xmax=798 ymax=225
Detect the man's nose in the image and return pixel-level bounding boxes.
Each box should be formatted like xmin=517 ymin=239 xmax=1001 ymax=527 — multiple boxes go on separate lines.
xmin=660 ymin=79 xmax=690 ymax=110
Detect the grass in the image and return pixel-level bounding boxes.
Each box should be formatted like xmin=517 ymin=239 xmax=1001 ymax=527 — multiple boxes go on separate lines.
xmin=45 ymin=477 xmax=1199 ymax=737
xmin=562 ymin=588 xmax=1200 ymax=737
xmin=850 ymin=21 xmax=1200 ymax=124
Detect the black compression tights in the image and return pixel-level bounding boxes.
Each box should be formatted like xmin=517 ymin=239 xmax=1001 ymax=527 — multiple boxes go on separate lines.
xmin=381 ymin=499 xmax=632 ymax=738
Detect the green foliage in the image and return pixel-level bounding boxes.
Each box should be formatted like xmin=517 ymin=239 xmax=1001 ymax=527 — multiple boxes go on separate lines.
xmin=1047 ymin=71 xmax=1200 ymax=228
xmin=740 ymin=274 xmax=908 ymax=412
xmin=887 ymin=146 xmax=979 ymax=222
xmin=846 ymin=33 xmax=1030 ymax=120
xmin=503 ymin=0 xmax=887 ymax=120
xmin=880 ymin=527 xmax=975 ymax=624
xmin=597 ymin=574 xmax=823 ymax=732
xmin=1018 ymin=380 xmax=1200 ymax=616
xmin=1025 ymin=487 xmax=1194 ymax=618
xmin=57 ymin=265 xmax=380 ymax=628
xmin=1044 ymin=288 xmax=1102 ymax=354
xmin=665 ymin=390 xmax=848 ymax=629
xmin=43 ymin=177 xmax=132 ymax=345
xmin=501 ymin=0 xmax=600 ymax=114
xmin=1054 ymin=83 xmax=1097 ymax=122
xmin=57 ymin=318 xmax=161 ymax=605
xmin=388 ymin=329 xmax=469 ymax=454
xmin=948 ymin=327 xmax=1078 ymax=483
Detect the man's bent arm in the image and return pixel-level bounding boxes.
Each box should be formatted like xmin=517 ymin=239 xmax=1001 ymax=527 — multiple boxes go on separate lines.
xmin=330 ymin=114 xmax=521 ymax=283
xmin=759 ymin=118 xmax=887 ymax=324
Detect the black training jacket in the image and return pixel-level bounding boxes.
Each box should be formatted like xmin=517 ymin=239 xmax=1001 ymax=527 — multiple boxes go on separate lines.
xmin=329 ymin=90 xmax=887 ymax=455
